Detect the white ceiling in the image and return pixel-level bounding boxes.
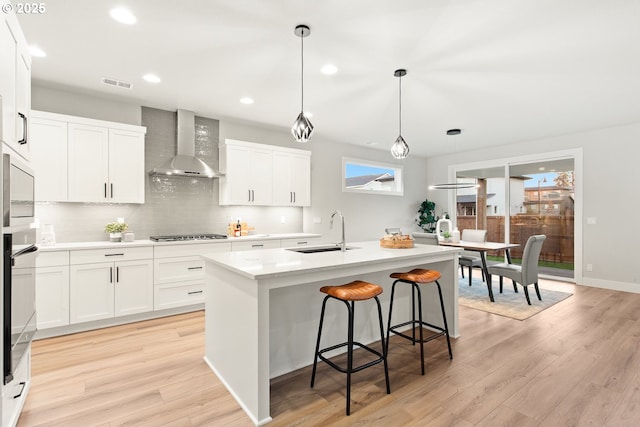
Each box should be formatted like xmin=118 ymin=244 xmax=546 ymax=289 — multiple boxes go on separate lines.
xmin=17 ymin=0 xmax=640 ymax=158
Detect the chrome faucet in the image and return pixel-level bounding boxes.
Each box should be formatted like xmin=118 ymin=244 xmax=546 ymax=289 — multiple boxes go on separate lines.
xmin=330 ymin=210 xmax=346 ymax=252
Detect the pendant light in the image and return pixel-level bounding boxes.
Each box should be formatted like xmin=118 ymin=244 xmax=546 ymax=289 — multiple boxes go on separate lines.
xmin=391 ymin=69 xmax=410 ymax=159
xmin=429 ymin=129 xmax=479 ymax=189
xmin=291 ymin=24 xmax=314 ymax=143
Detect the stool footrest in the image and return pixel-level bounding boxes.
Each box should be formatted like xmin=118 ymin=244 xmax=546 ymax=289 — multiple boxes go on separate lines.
xmin=318 ymin=341 xmax=385 ymax=374
xmin=389 ymin=320 xmax=446 ymax=344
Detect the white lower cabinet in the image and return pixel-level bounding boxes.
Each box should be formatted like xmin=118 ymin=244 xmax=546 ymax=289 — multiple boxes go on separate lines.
xmin=2 ymin=347 xmax=30 ymax=427
xmin=153 ymin=242 xmax=231 ymax=311
xmin=69 ymin=247 xmax=153 ymax=324
xmin=279 ymin=237 xmax=319 ymax=248
xmin=35 ymin=251 xmax=70 ymax=330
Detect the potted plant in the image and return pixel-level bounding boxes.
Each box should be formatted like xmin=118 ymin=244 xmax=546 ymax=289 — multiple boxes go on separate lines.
xmin=442 ymin=231 xmax=452 ymax=242
xmin=416 ymin=198 xmax=439 ymax=232
xmin=105 ymin=222 xmax=128 ymax=242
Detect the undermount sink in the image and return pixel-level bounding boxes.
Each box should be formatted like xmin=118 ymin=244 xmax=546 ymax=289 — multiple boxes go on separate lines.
xmin=287 ymin=245 xmax=357 ymax=254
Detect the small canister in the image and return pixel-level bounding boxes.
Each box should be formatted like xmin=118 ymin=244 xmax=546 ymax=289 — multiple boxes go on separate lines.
xmin=123 ymin=232 xmax=135 ymax=242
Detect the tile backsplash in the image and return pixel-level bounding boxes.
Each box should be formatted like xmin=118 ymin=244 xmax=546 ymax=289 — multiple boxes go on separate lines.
xmin=35 ymin=106 xmax=302 ymax=243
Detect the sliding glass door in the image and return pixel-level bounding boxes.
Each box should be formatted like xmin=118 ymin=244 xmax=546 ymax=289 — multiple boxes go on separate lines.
xmin=453 ymin=152 xmax=578 ymax=281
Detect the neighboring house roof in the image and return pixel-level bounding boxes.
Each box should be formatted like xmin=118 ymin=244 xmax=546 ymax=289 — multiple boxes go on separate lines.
xmin=457 ymin=193 xmax=495 ymax=203
xmin=346 ymin=173 xmax=394 ymax=187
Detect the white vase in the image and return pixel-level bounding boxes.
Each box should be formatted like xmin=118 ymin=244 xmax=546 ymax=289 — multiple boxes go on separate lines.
xmin=109 ymin=232 xmax=122 ymax=242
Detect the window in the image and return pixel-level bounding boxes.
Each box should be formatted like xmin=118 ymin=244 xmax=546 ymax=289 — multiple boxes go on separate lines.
xmin=342 ymin=157 xmax=404 ymax=196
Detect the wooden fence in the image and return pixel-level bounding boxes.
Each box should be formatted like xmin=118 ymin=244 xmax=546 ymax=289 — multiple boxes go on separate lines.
xmin=457 ymin=215 xmax=574 ymax=264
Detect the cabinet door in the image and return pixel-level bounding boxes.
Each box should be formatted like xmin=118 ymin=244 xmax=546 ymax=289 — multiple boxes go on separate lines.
xmin=272 ymin=151 xmax=292 ymax=205
xmin=0 ymin=18 xmax=17 ymax=145
xmin=290 ymin=154 xmax=311 ymax=206
xmin=14 ymin=46 xmax=30 ymax=160
xmin=114 ymin=259 xmax=153 ymax=316
xmin=70 ymin=262 xmax=114 ymax=323
xmin=108 ymin=129 xmax=145 ymax=203
xmin=36 ymin=266 xmax=70 ymax=329
xmin=31 ymin=118 xmax=68 ymax=201
xmin=249 ymin=147 xmax=273 ymax=205
xmin=220 ymin=144 xmax=252 ymax=205
xmin=68 ymin=124 xmax=109 ymax=202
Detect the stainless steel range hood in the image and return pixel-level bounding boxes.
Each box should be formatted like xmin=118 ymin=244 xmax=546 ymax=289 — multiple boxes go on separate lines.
xmin=149 ymin=109 xmax=223 ymax=178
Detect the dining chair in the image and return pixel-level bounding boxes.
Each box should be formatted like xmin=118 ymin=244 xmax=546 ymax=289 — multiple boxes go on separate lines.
xmin=411 ymin=232 xmax=439 ymax=245
xmin=487 ymin=235 xmax=547 ymax=305
xmin=458 ymin=229 xmax=487 ymax=287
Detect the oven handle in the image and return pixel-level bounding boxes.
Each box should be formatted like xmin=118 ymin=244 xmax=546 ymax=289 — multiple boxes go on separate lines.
xmin=11 ymin=244 xmax=38 ymax=266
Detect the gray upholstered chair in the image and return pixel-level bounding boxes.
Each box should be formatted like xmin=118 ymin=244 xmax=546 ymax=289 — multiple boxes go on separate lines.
xmin=459 ymin=229 xmax=487 ymax=287
xmin=487 ymin=235 xmax=547 ymax=305
xmin=411 ymin=232 xmax=438 ymax=245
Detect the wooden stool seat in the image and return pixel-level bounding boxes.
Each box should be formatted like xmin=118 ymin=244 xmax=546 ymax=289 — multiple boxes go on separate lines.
xmin=320 ymin=280 xmax=383 ymax=301
xmin=390 ymin=268 xmax=441 ymax=283
xmin=311 ymin=280 xmax=390 ymax=416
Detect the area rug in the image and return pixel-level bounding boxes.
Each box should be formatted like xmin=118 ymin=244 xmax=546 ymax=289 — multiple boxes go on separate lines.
xmin=458 ymin=277 xmax=572 ymax=320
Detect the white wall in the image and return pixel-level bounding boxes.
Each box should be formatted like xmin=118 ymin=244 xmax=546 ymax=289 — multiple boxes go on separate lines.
xmin=32 ymin=82 xmax=141 ymax=125
xmin=426 ymin=122 xmax=640 ymax=292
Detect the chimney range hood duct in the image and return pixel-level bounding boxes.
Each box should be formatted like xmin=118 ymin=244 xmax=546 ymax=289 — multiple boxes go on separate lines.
xmin=149 ymin=109 xmax=223 ymax=178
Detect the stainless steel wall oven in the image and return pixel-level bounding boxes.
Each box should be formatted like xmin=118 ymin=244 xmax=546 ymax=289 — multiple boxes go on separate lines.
xmin=2 ymin=153 xmax=37 ymax=385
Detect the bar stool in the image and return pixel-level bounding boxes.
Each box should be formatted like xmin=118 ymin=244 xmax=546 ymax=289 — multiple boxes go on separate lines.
xmin=386 ymin=268 xmax=452 ymax=375
xmin=310 ymin=280 xmax=391 ymax=416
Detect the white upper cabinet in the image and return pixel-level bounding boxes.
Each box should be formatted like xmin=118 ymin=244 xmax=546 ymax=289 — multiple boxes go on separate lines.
xmin=273 ymin=151 xmax=311 ymax=206
xmin=219 ymin=139 xmax=311 ymax=206
xmin=30 ymin=110 xmax=146 ymax=203
xmin=107 ymin=128 xmax=145 ymax=203
xmin=68 ymin=123 xmax=110 ymax=202
xmin=31 ymin=116 xmax=68 ymax=201
xmin=0 ymin=10 xmax=31 ymax=161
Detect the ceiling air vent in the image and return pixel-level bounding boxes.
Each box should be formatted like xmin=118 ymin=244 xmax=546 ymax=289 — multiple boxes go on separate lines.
xmin=101 ymin=77 xmax=133 ymax=90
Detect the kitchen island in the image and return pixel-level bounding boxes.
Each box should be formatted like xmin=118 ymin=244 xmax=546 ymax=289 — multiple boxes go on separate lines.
xmin=202 ymin=241 xmax=461 ymax=425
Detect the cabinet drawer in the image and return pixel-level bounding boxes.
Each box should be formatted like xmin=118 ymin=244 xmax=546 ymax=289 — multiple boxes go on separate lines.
xmin=154 ymin=242 xmax=231 ymax=258
xmin=154 ymin=280 xmax=205 ymax=310
xmin=231 ymin=240 xmax=280 ymax=251
xmin=280 ymin=238 xmax=319 ymax=248
xmin=36 ymin=250 xmax=69 ymax=267
xmin=70 ymin=246 xmax=153 ymax=264
xmin=2 ymin=347 xmax=30 ymax=427
xmin=154 ymin=256 xmax=205 ymax=285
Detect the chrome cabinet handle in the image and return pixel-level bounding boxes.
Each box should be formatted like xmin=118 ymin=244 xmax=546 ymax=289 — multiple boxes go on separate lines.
xmin=251 ymin=244 xmax=264 ymax=248
xmin=248 ymin=189 xmax=251 ymax=202
xmin=18 ymin=113 xmax=28 ymax=144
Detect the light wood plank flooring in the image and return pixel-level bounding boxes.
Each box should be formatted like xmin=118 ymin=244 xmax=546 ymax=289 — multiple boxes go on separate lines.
xmin=17 ymin=278 xmax=640 ymax=426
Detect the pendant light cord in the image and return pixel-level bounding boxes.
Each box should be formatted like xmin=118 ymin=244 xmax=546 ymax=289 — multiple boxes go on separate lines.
xmin=301 ymin=29 xmax=304 ymax=112
xmin=398 ymin=74 xmax=402 ymax=134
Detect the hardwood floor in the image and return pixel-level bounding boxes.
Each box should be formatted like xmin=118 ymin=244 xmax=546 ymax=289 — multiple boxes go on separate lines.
xmin=18 ymin=278 xmax=640 ymax=426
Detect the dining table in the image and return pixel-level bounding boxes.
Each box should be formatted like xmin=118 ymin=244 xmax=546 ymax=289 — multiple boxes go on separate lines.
xmin=438 ymin=240 xmax=520 ymax=302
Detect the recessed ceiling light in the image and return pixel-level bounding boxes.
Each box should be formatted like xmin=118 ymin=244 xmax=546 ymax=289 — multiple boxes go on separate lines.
xmin=143 ymin=74 xmax=161 ymax=83
xmin=29 ymin=45 xmax=46 ymax=58
xmin=320 ymin=64 xmax=338 ymax=75
xmin=364 ymin=141 xmax=377 ymax=146
xmin=240 ymin=97 xmax=254 ymax=105
xmin=110 ymin=8 xmax=137 ymax=25
xmin=539 ymin=167 xmax=546 ymax=171
xmin=304 ymin=111 xmax=313 ymax=118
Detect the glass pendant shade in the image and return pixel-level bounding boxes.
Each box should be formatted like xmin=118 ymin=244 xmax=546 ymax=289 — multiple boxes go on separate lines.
xmin=292 ymin=25 xmax=313 ymax=143
xmin=391 ymin=135 xmax=409 ymax=159
xmin=291 ymin=111 xmax=314 ymax=143
xmin=391 ymin=68 xmax=409 ymax=159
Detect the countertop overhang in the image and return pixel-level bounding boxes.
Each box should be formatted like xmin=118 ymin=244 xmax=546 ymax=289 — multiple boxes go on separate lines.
xmin=202 ymin=241 xmax=461 ymax=280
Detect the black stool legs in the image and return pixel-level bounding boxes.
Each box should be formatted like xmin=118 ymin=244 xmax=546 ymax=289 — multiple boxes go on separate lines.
xmin=310 ymin=294 xmax=390 ymax=416
xmin=386 ymin=278 xmax=452 ymax=375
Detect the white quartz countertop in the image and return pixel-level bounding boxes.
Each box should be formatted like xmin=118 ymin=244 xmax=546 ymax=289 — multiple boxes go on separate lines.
xmin=37 ymin=233 xmax=322 ymax=252
xmin=202 ymin=241 xmax=461 ymax=280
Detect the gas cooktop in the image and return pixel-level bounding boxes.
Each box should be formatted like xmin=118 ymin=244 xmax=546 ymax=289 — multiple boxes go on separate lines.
xmin=149 ymin=234 xmax=228 ymax=242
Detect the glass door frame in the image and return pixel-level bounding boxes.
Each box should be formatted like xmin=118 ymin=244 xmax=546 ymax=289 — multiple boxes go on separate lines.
xmin=447 ymin=148 xmax=583 ymax=283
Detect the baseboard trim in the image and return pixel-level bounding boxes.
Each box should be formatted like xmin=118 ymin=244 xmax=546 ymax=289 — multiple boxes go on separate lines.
xmin=580 ymin=277 xmax=640 ymax=294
